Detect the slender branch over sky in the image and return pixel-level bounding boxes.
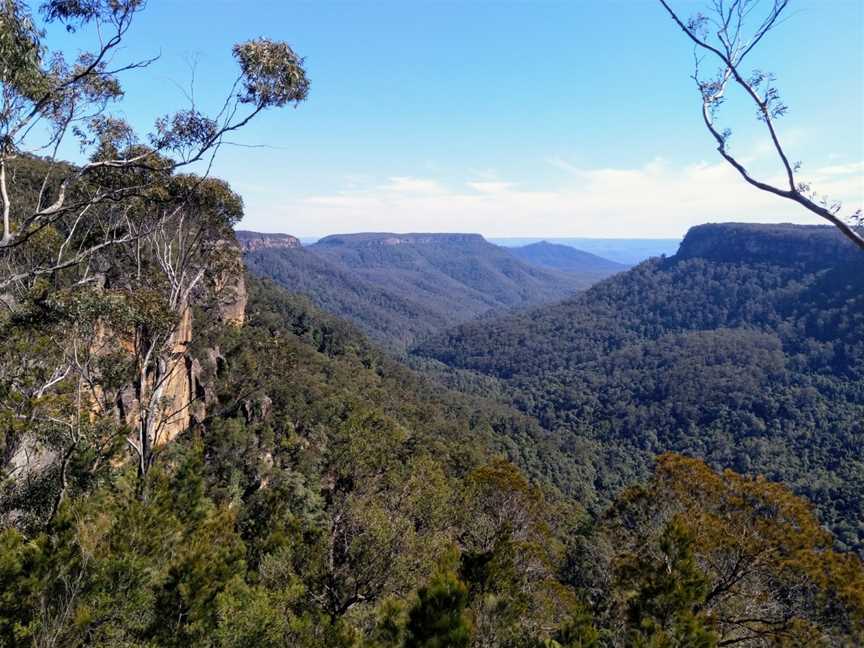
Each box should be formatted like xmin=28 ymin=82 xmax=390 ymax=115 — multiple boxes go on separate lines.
xmin=659 ymin=0 xmax=864 ymax=250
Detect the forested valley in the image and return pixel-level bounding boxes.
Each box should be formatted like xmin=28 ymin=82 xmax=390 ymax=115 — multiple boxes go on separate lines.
xmin=240 ymin=231 xmax=614 ymax=350
xmin=1 ymin=1 xmax=863 ymax=647
xmin=416 ymin=224 xmax=864 ymax=552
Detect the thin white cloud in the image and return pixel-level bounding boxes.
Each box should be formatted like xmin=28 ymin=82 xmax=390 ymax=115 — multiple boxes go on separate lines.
xmin=243 ymin=158 xmax=864 ymax=237
xmin=811 ymin=161 xmax=864 ymax=177
xmin=381 ymin=176 xmax=446 ymax=194
xmin=466 ymin=181 xmax=513 ymax=194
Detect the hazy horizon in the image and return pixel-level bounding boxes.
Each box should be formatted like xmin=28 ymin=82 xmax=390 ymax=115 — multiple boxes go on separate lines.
xmin=265 ymin=232 xmax=685 ymax=265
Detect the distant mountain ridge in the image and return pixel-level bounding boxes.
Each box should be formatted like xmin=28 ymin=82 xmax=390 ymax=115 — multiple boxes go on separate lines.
xmin=306 ymin=232 xmax=587 ymax=306
xmin=508 ymin=240 xmax=628 ymax=275
xmin=240 ymin=230 xmax=606 ymax=348
xmin=491 ymin=237 xmax=681 ymax=265
xmin=243 ymin=244 xmax=451 ymax=348
xmin=316 ymin=232 xmax=485 ymax=246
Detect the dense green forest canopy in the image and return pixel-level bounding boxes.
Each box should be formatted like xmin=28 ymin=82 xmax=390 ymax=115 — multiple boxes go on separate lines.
xmin=3 ymin=271 xmax=862 ymax=647
xmin=415 ymin=223 xmax=864 ymax=552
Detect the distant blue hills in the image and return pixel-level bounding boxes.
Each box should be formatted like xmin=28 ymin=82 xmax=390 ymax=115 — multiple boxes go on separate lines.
xmin=489 ymin=238 xmax=681 ymax=265
xmin=299 ymin=236 xmax=681 ymax=266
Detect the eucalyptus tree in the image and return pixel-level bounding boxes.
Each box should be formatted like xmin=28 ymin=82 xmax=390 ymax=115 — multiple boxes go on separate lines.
xmin=0 ymin=0 xmax=309 ymax=504
xmin=659 ymin=0 xmax=864 ymax=250
xmin=0 ymin=0 xmax=309 ymax=288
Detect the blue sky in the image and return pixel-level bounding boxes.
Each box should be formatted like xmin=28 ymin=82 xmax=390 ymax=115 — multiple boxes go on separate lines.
xmin=45 ymin=0 xmax=863 ymax=237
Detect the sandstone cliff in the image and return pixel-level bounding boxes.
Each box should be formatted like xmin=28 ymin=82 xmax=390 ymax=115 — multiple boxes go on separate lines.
xmin=235 ymin=230 xmax=302 ymax=252
xmin=7 ymin=239 xmax=249 ymax=492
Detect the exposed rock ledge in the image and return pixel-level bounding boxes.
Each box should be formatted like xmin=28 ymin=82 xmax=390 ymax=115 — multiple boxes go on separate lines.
xmin=235 ymin=230 xmax=302 ymax=252
xmin=7 ymin=238 xmax=249 ymax=495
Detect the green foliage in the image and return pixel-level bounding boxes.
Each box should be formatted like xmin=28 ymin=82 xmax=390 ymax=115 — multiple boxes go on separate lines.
xmin=213 ymin=575 xmax=319 ymax=648
xmin=0 ymin=0 xmax=47 ymax=99
xmin=404 ymin=573 xmax=472 ymax=648
xmin=581 ymin=454 xmax=864 ymax=647
xmin=552 ymin=608 xmax=602 ymax=648
xmin=0 ymin=446 xmax=240 ymax=646
xmin=0 ymin=528 xmax=42 ymax=644
xmin=4 ymin=169 xmax=864 ymax=648
xmin=616 ymin=520 xmax=717 ymax=648
xmin=233 ymin=38 xmax=310 ymax=107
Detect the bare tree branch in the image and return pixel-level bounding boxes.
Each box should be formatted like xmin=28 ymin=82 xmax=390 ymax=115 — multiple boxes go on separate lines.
xmin=659 ymin=0 xmax=864 ymax=251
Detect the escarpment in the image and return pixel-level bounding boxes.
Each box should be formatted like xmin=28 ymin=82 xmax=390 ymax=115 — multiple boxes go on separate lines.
xmin=4 ymin=237 xmax=249 ymax=505
xmin=235 ymin=230 xmax=302 ymax=252
xmin=120 ymin=237 xmax=249 ymax=448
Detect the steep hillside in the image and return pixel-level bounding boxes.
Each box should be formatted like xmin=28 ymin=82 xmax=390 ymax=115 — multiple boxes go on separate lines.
xmin=197 ymin=275 xmax=594 ymax=499
xmin=243 ymin=245 xmax=454 ymax=348
xmin=507 ymin=240 xmax=627 ymax=275
xmin=676 ymin=222 xmax=860 ymax=267
xmin=309 ymin=232 xmax=593 ymax=308
xmin=4 ymin=158 xmax=861 ymax=644
xmin=415 ymin=223 xmax=864 ymax=551
xmin=242 ymin=231 xmax=596 ymax=348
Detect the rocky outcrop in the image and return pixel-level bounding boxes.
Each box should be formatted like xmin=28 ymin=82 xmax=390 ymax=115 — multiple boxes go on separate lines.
xmin=214 ymin=239 xmax=248 ymax=326
xmin=235 ymin=230 xmax=302 ymax=252
xmin=676 ymin=223 xmax=861 ymax=269
xmin=152 ymin=305 xmax=198 ymax=446
xmin=140 ymin=253 xmax=248 ymax=446
xmin=4 ymin=232 xmax=251 ymax=525
xmin=134 ymin=236 xmax=246 ymax=446
xmin=115 ymin=240 xmax=249 ymax=449
xmin=217 ymin=274 xmax=247 ymax=326
xmin=108 ymin=305 xmax=201 ymax=449
xmin=6 ymin=434 xmax=58 ymax=489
